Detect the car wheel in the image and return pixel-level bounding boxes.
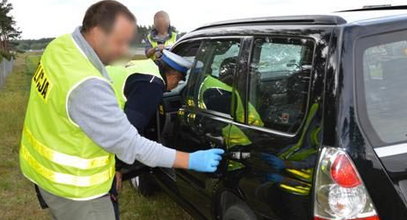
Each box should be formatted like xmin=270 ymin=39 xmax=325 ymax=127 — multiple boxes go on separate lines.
xmin=130 ymin=173 xmax=160 ymax=197
xmin=223 ymin=203 xmax=257 ymax=220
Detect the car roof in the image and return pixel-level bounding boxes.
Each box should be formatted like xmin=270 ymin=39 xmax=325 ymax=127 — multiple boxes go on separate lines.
xmin=334 ymin=9 xmax=407 ymax=24
xmin=194 ymin=7 xmax=407 ymax=31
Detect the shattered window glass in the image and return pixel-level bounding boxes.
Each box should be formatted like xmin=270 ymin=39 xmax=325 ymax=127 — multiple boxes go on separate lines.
xmin=249 ymin=37 xmax=315 ymax=133
xmin=257 ymin=43 xmax=303 ymax=74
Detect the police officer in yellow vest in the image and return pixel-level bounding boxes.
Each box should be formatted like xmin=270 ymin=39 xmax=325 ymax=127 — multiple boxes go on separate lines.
xmin=145 ymin=11 xmax=178 ymax=60
xmin=19 ymin=1 xmax=223 ymax=220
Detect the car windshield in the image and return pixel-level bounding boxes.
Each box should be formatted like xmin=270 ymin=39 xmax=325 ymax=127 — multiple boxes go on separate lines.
xmin=356 ymin=30 xmax=407 ymax=146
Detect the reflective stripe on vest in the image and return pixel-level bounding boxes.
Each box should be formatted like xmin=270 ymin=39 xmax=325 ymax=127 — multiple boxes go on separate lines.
xmin=20 ymin=34 xmax=116 ymax=200
xmin=279 ymin=183 xmax=311 ymax=196
xmin=21 ymin=145 xmax=114 ymax=187
xmin=23 ymin=128 xmax=109 ymax=170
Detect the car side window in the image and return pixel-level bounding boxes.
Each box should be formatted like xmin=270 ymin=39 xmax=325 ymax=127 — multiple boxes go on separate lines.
xmin=186 ymin=39 xmax=241 ymax=117
xmin=165 ymin=41 xmax=202 ymax=94
xmin=248 ymin=37 xmax=315 ymax=133
xmin=172 ymin=41 xmax=202 ymax=63
xmin=357 ymin=34 xmax=407 ymax=145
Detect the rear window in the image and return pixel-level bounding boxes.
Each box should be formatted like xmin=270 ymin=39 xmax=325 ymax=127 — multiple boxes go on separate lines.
xmin=356 ymin=30 xmax=407 ymax=146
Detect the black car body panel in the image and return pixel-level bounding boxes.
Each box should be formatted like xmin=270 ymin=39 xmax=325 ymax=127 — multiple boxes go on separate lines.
xmin=326 ymin=16 xmax=407 ymax=219
xmin=146 ymin=9 xmax=407 ymax=220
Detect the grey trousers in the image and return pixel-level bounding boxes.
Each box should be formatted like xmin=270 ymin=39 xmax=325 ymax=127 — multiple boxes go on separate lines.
xmin=39 ymin=187 xmax=116 ymax=220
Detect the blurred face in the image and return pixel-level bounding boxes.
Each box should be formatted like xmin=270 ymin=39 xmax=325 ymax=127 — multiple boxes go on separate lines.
xmin=90 ymin=14 xmax=136 ymax=65
xmin=154 ymin=16 xmax=170 ymax=34
xmin=165 ymin=71 xmax=183 ymax=91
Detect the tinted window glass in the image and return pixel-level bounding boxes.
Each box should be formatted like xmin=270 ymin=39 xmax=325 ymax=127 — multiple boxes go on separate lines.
xmin=165 ymin=41 xmax=202 ymax=94
xmin=172 ymin=41 xmax=201 ymax=62
xmin=249 ymin=37 xmax=314 ymax=133
xmin=186 ymin=40 xmax=241 ymax=116
xmin=357 ymin=32 xmax=407 ymax=145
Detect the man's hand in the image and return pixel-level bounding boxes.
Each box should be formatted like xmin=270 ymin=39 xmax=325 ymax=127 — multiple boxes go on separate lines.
xmin=146 ymin=44 xmax=165 ymax=58
xmin=188 ymin=148 xmax=225 ymax=172
xmin=156 ymin=44 xmax=166 ymax=51
xmin=152 ymin=44 xmax=166 ymax=58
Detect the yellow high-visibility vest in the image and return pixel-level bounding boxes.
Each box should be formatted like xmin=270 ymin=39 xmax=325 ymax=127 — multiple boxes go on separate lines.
xmin=20 ymin=34 xmax=119 ymax=200
xmin=147 ymin=32 xmax=178 ymax=60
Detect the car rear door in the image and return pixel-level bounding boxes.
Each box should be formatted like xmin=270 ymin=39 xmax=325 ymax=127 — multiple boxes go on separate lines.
xmin=223 ymin=34 xmax=326 ymax=220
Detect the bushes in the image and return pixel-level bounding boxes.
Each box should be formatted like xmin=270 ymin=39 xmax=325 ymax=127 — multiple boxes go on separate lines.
xmin=0 ymin=49 xmax=16 ymax=62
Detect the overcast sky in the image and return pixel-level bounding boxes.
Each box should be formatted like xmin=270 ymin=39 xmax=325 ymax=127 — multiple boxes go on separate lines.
xmin=10 ymin=0 xmax=407 ymax=39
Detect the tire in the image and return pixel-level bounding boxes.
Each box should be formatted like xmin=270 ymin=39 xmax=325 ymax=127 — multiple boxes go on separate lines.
xmin=223 ymin=203 xmax=257 ymax=220
xmin=130 ymin=173 xmax=160 ymax=197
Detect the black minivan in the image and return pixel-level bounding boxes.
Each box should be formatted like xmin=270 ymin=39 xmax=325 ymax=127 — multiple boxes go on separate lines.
xmin=133 ymin=6 xmax=407 ymax=220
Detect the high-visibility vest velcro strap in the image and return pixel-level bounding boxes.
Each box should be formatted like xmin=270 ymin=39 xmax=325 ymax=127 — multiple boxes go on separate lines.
xmin=23 ymin=128 xmax=110 ymax=170
xmin=21 ymin=145 xmax=114 ymax=187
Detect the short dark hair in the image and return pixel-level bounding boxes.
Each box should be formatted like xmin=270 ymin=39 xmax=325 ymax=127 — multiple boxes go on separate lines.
xmin=157 ymin=59 xmax=185 ymax=81
xmin=81 ymin=0 xmax=136 ymax=33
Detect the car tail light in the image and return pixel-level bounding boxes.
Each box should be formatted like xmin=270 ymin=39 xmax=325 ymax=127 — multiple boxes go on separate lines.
xmin=314 ymin=147 xmax=380 ymax=220
xmin=330 ymin=154 xmax=361 ymax=188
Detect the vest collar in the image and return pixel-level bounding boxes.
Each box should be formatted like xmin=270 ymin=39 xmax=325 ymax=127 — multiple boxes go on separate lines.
xmin=150 ymin=26 xmax=175 ymax=42
xmin=71 ymin=27 xmax=112 ymax=82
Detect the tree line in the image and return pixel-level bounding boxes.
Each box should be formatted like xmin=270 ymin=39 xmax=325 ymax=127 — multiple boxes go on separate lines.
xmin=0 ymin=0 xmax=189 ymax=55
xmin=0 ymin=0 xmax=21 ymax=58
xmin=13 ymin=25 xmax=186 ymax=52
xmin=13 ymin=38 xmax=53 ymax=52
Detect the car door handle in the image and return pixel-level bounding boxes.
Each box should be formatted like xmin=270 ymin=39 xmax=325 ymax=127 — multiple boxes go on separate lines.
xmin=205 ymin=133 xmax=224 ymax=146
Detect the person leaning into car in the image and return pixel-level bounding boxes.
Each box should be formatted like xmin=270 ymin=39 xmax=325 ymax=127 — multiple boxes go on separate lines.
xmin=145 ymin=10 xmax=179 ymax=60
xmin=107 ymin=50 xmax=191 ymax=135
xmin=19 ymin=1 xmax=224 ymax=220
xmin=105 ymin=50 xmax=194 ymax=219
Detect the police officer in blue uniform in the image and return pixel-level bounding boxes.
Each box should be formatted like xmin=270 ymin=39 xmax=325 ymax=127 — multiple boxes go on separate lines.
xmin=108 ymin=50 xmax=196 ymax=211
xmin=123 ymin=50 xmax=191 ymax=131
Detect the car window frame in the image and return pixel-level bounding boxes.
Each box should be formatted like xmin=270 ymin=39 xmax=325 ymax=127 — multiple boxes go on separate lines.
xmin=354 ymin=29 xmax=407 ymax=147
xmin=163 ymin=40 xmax=204 ymax=96
xmin=183 ymin=36 xmax=247 ymax=121
xmin=239 ymin=35 xmax=316 ymax=137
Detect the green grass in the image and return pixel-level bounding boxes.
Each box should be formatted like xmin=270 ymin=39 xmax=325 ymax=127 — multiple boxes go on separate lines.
xmin=0 ymin=52 xmax=191 ymax=220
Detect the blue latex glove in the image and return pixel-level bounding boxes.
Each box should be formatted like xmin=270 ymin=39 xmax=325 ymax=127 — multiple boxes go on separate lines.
xmin=262 ymin=153 xmax=286 ymax=170
xmin=189 ymin=148 xmax=225 ymax=172
xmin=265 ymin=173 xmax=284 ymax=183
